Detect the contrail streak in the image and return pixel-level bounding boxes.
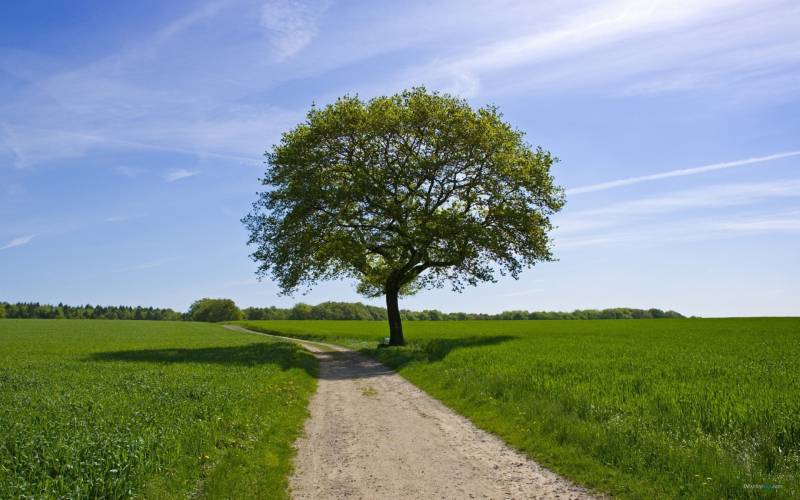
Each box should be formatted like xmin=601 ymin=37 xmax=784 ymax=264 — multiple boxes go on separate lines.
xmin=567 ymin=150 xmax=800 ymax=195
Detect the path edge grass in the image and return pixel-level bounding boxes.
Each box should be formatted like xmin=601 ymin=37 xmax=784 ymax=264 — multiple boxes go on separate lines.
xmin=191 ymin=325 xmax=319 ymax=499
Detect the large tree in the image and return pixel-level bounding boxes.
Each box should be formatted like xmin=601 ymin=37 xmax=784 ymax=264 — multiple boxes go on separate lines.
xmin=243 ymin=88 xmax=564 ymax=345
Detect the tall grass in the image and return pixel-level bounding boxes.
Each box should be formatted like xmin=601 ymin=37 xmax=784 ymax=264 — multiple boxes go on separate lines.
xmin=0 ymin=320 xmax=316 ymax=499
xmin=237 ymin=318 xmax=800 ymax=499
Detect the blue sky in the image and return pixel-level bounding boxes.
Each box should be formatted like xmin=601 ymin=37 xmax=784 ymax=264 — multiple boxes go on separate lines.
xmin=1 ymin=0 xmax=799 ymax=316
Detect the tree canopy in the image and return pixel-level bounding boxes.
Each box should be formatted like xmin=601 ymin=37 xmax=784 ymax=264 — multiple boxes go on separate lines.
xmin=243 ymin=88 xmax=565 ymax=344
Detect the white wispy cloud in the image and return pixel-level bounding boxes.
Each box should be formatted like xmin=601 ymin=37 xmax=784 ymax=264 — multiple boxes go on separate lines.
xmin=415 ymin=0 xmax=799 ymax=97
xmin=0 ymin=234 xmax=35 ymax=251
xmin=585 ymin=179 xmax=800 ymax=216
xmin=261 ymin=0 xmax=330 ymax=61
xmin=557 ymin=210 xmax=800 ymax=251
xmin=147 ymin=1 xmax=229 ymax=55
xmin=449 ymin=0 xmax=697 ymax=73
xmin=1 ymin=123 xmax=104 ymax=167
xmin=558 ymin=178 xmax=800 ymax=235
xmin=1 ymin=0 xmax=797 ymax=170
xmin=2 ymin=123 xmax=266 ymax=168
xmin=566 ymin=150 xmax=800 ymax=195
xmin=713 ymin=211 xmax=800 ymax=233
xmin=164 ymin=168 xmax=199 ymax=182
xmin=0 ymin=2 xmax=302 ymax=168
xmin=555 ymin=178 xmax=800 ymax=250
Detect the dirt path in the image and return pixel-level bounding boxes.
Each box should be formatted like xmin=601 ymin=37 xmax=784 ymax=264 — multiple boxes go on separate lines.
xmin=225 ymin=325 xmax=596 ymax=499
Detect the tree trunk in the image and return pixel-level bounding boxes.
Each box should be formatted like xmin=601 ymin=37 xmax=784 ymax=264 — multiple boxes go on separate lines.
xmin=385 ymin=288 xmax=405 ymax=346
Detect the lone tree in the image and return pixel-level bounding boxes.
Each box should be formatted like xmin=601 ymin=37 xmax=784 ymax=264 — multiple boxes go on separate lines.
xmin=243 ymin=88 xmax=564 ymax=345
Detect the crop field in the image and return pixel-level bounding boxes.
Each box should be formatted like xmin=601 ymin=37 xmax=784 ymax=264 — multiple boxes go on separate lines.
xmin=236 ymin=318 xmax=800 ymax=499
xmin=0 ymin=320 xmax=316 ymax=499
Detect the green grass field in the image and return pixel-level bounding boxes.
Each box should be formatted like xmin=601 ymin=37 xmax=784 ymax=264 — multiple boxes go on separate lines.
xmin=236 ymin=318 xmax=800 ymax=499
xmin=0 ymin=320 xmax=316 ymax=499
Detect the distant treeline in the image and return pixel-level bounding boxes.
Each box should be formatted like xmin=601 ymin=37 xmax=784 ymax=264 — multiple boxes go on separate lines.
xmin=243 ymin=302 xmax=686 ymax=321
xmin=1 ymin=300 xmax=685 ymax=322
xmin=0 ymin=302 xmax=181 ymax=321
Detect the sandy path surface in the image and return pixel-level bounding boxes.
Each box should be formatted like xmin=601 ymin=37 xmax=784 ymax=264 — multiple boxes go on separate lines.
xmin=225 ymin=325 xmax=596 ymax=499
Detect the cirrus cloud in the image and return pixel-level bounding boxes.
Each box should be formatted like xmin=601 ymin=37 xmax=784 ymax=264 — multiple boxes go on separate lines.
xmin=1 ymin=234 xmax=35 ymax=251
xmin=164 ymin=168 xmax=199 ymax=182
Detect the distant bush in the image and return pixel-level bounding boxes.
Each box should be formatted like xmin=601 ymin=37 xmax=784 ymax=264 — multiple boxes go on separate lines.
xmin=187 ymin=298 xmax=244 ymax=323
